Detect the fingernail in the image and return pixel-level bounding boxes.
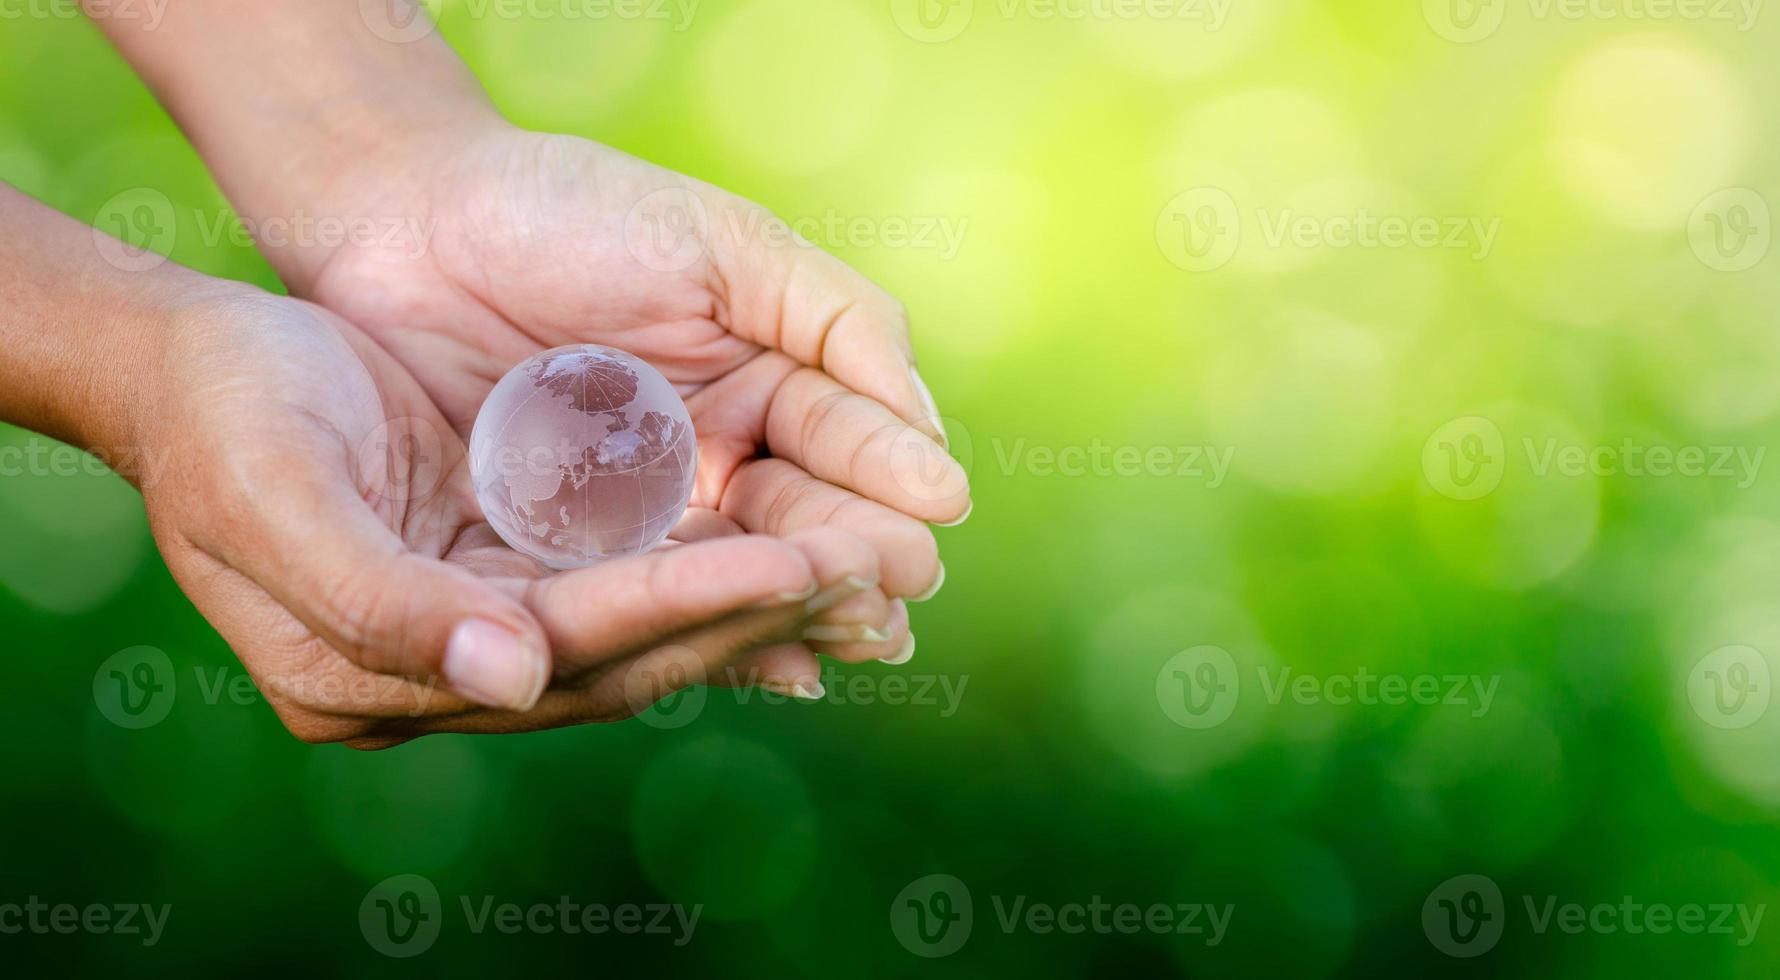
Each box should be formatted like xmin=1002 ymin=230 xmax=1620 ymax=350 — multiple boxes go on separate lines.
xmin=443 ymin=618 xmax=549 ymax=711
xmin=803 ymin=623 xmax=891 ymax=644
xmin=910 ymin=368 xmax=948 ymax=449
xmin=911 ymin=562 xmax=946 ymax=602
xmin=806 ymin=575 xmax=878 ymax=614
xmin=753 ymin=579 xmax=819 ymax=609
xmin=881 ymin=633 xmax=916 ymax=666
xmin=936 ymin=500 xmax=973 ymax=528
xmin=762 ymin=679 xmax=826 ymax=701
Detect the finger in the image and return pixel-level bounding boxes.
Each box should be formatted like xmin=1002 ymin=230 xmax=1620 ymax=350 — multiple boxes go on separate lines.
xmin=524 ymin=533 xmax=819 ymax=675
xmin=711 ymin=200 xmax=947 ymax=446
xmin=208 ymin=475 xmax=553 ymax=713
xmin=766 ymin=367 xmax=970 ymax=524
xmin=684 ymin=349 xmax=799 ymax=510
xmin=719 ymin=458 xmax=942 ymax=598
xmin=397 ymin=528 xmax=877 ymax=732
xmin=408 ymin=603 xmax=819 ymax=735
xmin=712 ymin=643 xmax=825 ymax=699
xmin=782 ymin=524 xmax=881 ymax=612
xmin=807 ymin=596 xmax=913 ymax=665
xmin=152 ymin=539 xmax=475 ymax=734
xmin=669 ymin=506 xmax=746 ymax=543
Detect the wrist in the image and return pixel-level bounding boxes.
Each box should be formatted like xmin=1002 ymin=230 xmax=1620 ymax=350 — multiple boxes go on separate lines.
xmin=0 ymin=183 xmax=258 ymax=473
xmin=87 ymin=0 xmax=510 ymax=286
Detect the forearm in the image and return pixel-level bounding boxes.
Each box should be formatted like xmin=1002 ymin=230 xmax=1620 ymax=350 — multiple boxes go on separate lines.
xmin=84 ymin=0 xmax=501 ymax=284
xmin=0 ymin=183 xmax=218 ymax=459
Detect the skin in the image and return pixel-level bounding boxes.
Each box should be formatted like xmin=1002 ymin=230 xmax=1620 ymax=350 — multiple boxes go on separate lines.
xmin=12 ymin=0 xmax=973 ymax=744
xmin=0 ymin=186 xmax=893 ymax=746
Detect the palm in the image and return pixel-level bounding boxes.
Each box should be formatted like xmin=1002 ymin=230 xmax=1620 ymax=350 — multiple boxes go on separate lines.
xmin=146 ymin=293 xmax=531 ymax=739
xmin=298 ymin=127 xmax=966 ymax=598
xmin=148 ymin=292 xmax=871 ymax=744
xmin=309 ymin=132 xmax=763 ymax=475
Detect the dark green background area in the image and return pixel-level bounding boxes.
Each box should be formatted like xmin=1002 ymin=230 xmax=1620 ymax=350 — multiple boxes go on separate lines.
xmin=4 ymin=0 xmax=1780 ymax=974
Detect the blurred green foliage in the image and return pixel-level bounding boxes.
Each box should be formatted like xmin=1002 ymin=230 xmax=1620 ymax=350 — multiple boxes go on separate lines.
xmin=3 ymin=0 xmax=1780 ymax=974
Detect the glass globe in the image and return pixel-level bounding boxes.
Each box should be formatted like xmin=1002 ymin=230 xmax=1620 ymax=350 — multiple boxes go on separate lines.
xmin=469 ymin=344 xmax=697 ymax=569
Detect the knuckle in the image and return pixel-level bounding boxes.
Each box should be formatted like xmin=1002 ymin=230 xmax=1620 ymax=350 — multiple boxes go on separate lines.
xmin=317 ymin=560 xmax=416 ymax=672
xmin=797 ymin=387 xmax=853 ymax=463
xmin=271 ymin=703 xmax=363 ymax=745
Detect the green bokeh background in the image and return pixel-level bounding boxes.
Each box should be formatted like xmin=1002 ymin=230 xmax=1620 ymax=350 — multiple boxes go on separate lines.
xmin=4 ymin=0 xmax=1780 ymax=974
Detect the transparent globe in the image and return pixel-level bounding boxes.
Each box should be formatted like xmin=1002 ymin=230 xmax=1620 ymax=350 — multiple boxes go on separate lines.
xmin=469 ymin=344 xmax=697 ymax=569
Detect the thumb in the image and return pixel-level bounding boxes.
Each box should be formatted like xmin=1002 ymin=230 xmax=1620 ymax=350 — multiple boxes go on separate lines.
xmin=222 ymin=480 xmax=551 ymax=712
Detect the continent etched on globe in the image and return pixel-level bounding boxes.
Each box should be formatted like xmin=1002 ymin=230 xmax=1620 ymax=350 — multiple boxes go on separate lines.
xmin=468 ymin=345 xmax=697 ymax=569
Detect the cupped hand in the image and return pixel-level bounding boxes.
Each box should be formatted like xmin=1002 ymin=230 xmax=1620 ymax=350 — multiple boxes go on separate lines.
xmin=138 ymin=286 xmax=906 ymax=747
xmin=277 ymin=124 xmax=971 ymax=605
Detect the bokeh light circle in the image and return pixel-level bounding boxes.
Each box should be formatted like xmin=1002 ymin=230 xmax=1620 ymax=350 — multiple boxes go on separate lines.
xmin=631 ymin=735 xmax=818 ymax=919
xmin=1547 ymin=34 xmax=1750 ymax=231
xmin=695 ymin=0 xmax=894 ymax=175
